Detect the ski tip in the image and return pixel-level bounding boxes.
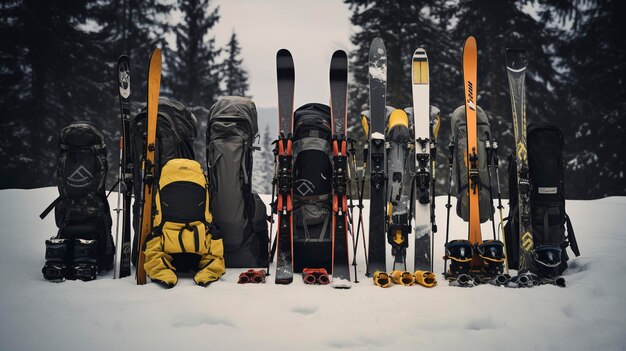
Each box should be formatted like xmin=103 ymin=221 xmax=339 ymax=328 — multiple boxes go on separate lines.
xmin=277 ymin=48 xmax=292 ymax=58
xmin=505 ymin=48 xmax=528 ymax=71
xmin=369 ymin=37 xmax=386 ymax=59
xmin=464 ymin=35 xmax=476 ymax=47
xmin=331 ymin=50 xmax=348 ymax=61
xmin=149 ymin=48 xmax=162 ymax=65
xmin=413 ymin=48 xmax=428 ymax=59
xmin=371 ymin=37 xmax=384 ymax=47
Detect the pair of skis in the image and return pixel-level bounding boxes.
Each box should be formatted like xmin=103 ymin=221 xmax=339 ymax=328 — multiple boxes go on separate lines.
xmin=113 ymin=49 xmax=162 ymax=284
xmin=446 ymin=36 xmax=534 ymax=285
xmin=272 ymin=49 xmax=352 ymax=288
xmin=367 ymin=37 xmax=435 ymax=277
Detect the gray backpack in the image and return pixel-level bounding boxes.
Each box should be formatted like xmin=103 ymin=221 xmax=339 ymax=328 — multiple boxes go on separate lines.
xmin=206 ymin=96 xmax=268 ymax=268
xmin=451 ymin=105 xmax=494 ymax=223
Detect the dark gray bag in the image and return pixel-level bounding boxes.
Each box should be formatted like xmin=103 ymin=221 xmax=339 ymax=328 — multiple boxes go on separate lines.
xmin=206 ymin=96 xmax=268 ymax=268
xmin=451 ymin=105 xmax=493 ymax=223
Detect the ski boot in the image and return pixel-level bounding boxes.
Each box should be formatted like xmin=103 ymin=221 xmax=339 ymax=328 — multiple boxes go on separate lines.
xmin=414 ymin=270 xmax=437 ymax=288
xmin=238 ymin=269 xmax=267 ymax=284
xmin=373 ymin=271 xmax=392 ymax=288
xmin=72 ymin=239 xmax=98 ymax=281
xmin=42 ymin=238 xmax=71 ymax=282
xmin=534 ymin=245 xmax=566 ymax=287
xmin=444 ymin=240 xmax=477 ymax=287
xmin=444 ymin=239 xmax=473 ymax=278
xmin=476 ymin=240 xmax=509 ymax=286
xmin=390 ymin=270 xmax=414 ymax=286
xmin=302 ymin=268 xmax=330 ymax=285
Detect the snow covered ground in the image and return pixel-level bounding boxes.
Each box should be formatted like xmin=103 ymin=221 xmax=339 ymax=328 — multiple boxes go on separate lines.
xmin=1 ymin=188 xmax=625 ymax=351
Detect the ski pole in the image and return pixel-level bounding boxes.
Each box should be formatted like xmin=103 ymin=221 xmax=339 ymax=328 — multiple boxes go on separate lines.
xmin=113 ymin=138 xmax=124 ymax=279
xmin=347 ymin=138 xmax=359 ymax=283
xmin=492 ymin=141 xmax=509 ymax=274
xmin=443 ymin=138 xmax=455 ymax=275
xmin=485 ymin=132 xmax=497 ymax=241
xmin=267 ymin=141 xmax=279 ymax=267
xmin=429 ymin=109 xmax=440 ymax=272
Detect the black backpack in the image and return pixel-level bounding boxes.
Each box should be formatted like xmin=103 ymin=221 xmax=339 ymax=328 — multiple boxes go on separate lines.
xmin=206 ymin=96 xmax=268 ymax=268
xmin=504 ymin=123 xmax=580 ymax=277
xmin=40 ymin=121 xmax=115 ymax=280
xmin=130 ymin=96 xmax=198 ymax=263
xmin=292 ymin=103 xmax=333 ymax=272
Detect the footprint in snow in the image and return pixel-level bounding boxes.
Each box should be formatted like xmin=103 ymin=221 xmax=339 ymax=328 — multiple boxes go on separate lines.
xmin=290 ymin=305 xmax=318 ymax=316
xmin=173 ymin=315 xmax=235 ymax=328
xmin=465 ymin=316 xmax=500 ymax=331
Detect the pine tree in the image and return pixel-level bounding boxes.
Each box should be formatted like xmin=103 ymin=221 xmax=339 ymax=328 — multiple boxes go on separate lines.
xmin=223 ymin=31 xmax=249 ymax=96
xmin=0 ymin=0 xmax=110 ymax=188
xmin=252 ymin=124 xmax=273 ymax=194
xmin=166 ymin=0 xmax=221 ymax=106
xmin=547 ymin=0 xmax=626 ymax=197
xmin=345 ymin=0 xmax=459 ymax=196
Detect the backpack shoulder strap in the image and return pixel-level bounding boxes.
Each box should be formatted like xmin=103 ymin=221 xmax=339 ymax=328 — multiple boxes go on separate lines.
xmin=564 ymin=213 xmax=580 ymax=257
xmin=39 ymin=196 xmax=61 ymax=219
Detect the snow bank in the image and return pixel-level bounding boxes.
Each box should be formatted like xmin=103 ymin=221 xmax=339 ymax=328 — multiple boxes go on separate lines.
xmin=0 ymin=188 xmax=624 ymax=351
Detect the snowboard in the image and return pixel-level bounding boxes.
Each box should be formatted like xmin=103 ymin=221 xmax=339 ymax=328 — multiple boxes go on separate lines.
xmin=506 ymin=48 xmax=534 ymax=273
xmin=329 ymin=50 xmax=352 ymax=288
xmin=136 ymin=48 xmax=162 ymax=285
xmin=367 ymin=37 xmax=388 ymax=275
xmin=412 ymin=48 xmax=432 ymax=272
xmin=114 ymin=55 xmax=132 ymax=279
xmin=274 ymin=49 xmax=295 ymax=284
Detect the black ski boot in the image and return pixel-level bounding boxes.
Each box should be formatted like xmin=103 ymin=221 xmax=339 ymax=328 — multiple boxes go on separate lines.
xmin=476 ymin=240 xmax=509 ymax=285
xmin=534 ymin=245 xmax=566 ymax=287
xmin=72 ymin=239 xmax=98 ymax=281
xmin=444 ymin=240 xmax=477 ymax=286
xmin=42 ymin=238 xmax=71 ymax=282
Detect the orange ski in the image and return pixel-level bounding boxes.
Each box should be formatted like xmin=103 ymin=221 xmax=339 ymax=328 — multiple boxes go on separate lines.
xmin=136 ymin=48 xmax=162 ymax=285
xmin=462 ymin=36 xmax=482 ymax=246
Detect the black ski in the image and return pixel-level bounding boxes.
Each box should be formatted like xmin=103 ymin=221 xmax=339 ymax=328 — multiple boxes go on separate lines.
xmin=329 ymin=50 xmax=352 ymax=288
xmin=368 ymin=37 xmax=388 ymax=275
xmin=274 ymin=49 xmax=295 ymax=284
xmin=506 ymin=48 xmax=534 ymax=273
xmin=114 ymin=55 xmax=132 ymax=278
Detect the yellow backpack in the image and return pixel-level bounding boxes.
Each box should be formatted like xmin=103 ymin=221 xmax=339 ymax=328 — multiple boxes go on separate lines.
xmin=144 ymin=158 xmax=225 ymax=287
xmin=154 ymin=159 xmax=211 ymax=252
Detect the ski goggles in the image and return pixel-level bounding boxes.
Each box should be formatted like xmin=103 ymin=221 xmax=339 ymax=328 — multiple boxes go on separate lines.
xmin=302 ymin=268 xmax=330 ymax=285
xmin=534 ymin=245 xmax=562 ymax=268
xmin=237 ymin=269 xmax=266 ymax=284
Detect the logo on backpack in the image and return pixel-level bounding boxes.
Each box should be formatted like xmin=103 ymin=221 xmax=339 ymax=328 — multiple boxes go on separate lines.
xmin=296 ymin=180 xmax=315 ymax=196
xmin=67 ymin=165 xmax=93 ymax=188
